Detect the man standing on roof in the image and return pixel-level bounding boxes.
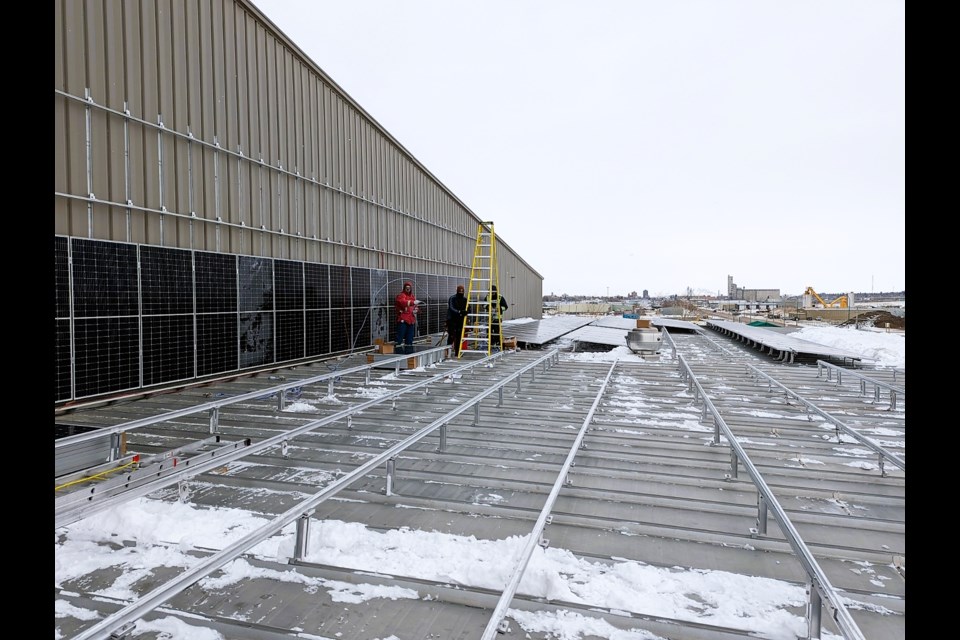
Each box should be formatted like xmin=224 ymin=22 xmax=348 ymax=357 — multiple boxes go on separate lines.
xmin=488 ymin=285 xmax=508 ymax=350
xmin=395 ymin=280 xmax=420 ymax=354
xmin=447 ymin=284 xmax=468 ymax=356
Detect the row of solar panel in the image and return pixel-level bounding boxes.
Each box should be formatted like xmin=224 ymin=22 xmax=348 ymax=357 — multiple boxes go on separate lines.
xmin=55 ymin=237 xmax=466 ymax=402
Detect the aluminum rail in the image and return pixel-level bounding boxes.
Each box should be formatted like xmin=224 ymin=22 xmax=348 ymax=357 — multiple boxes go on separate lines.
xmin=666 ymin=326 xmax=747 ymax=359
xmin=57 ymin=349 xmax=450 ymax=449
xmin=677 ymin=354 xmax=866 ymax=640
xmin=55 ymin=349 xmax=439 ymax=451
xmin=480 ymin=360 xmax=617 ymax=639
xmin=746 ymin=363 xmax=905 ymax=473
xmin=55 ymin=437 xmax=249 ymax=512
xmin=56 ymin=349 xmax=496 ymax=528
xmin=816 ymin=360 xmax=905 ymax=410
xmin=660 ymin=327 xmax=679 ymax=358
xmin=70 ymin=350 xmax=561 ymax=640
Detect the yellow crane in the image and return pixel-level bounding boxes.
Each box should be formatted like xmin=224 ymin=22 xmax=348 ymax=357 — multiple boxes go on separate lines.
xmin=803 ymin=286 xmax=848 ymax=309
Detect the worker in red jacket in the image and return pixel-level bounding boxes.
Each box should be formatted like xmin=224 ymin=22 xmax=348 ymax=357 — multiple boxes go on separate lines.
xmin=394 ymin=281 xmax=421 ymax=354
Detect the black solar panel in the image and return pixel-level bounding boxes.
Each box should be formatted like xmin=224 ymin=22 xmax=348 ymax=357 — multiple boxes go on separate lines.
xmin=197 ymin=314 xmax=238 ymax=376
xmin=56 ymin=238 xmax=457 ymax=403
xmin=142 ymin=315 xmax=195 ymax=385
xmin=140 ymin=246 xmax=193 ymax=315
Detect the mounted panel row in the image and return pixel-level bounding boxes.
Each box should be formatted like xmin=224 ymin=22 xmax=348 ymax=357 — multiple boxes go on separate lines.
xmin=54 ymin=236 xmax=466 ymax=404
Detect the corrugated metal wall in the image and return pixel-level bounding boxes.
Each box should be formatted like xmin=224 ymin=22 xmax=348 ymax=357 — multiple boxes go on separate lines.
xmin=54 ymin=0 xmax=541 ymax=307
xmin=54 ymin=0 xmax=544 ymax=403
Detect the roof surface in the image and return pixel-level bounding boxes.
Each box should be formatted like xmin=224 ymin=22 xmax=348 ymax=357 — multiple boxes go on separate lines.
xmin=55 ymin=321 xmax=904 ymax=640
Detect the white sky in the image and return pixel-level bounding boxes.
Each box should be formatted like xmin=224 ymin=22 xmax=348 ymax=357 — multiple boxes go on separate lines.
xmin=55 ymin=326 xmax=903 ymax=640
xmin=251 ymin=0 xmax=905 ymax=298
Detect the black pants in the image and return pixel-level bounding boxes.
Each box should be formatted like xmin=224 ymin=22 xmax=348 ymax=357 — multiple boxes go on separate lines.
xmin=491 ymin=321 xmax=502 ymax=348
xmin=447 ymin=319 xmax=464 ymax=354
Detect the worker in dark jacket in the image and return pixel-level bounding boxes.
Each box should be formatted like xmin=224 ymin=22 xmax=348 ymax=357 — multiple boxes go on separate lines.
xmin=447 ymin=285 xmax=468 ymax=355
xmin=488 ymin=285 xmax=508 ymax=349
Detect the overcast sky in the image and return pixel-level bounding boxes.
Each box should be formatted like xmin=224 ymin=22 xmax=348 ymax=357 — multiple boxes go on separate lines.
xmin=252 ymin=0 xmax=905 ymax=298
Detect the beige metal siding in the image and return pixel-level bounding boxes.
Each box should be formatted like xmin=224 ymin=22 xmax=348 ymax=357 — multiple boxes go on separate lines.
xmin=55 ymin=0 xmax=543 ymax=316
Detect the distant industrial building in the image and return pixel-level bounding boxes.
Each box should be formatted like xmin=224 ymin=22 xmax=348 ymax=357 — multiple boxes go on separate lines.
xmin=727 ymin=275 xmax=780 ymax=302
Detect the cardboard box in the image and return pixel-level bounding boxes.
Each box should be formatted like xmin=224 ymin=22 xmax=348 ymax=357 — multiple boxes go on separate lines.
xmin=369 ymin=340 xmax=395 ymax=362
xmin=636 ymin=319 xmax=651 ymax=329
xmin=503 ymin=337 xmax=517 ymax=350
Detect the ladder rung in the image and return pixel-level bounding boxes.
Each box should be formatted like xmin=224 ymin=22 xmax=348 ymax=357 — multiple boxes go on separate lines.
xmin=468 ymin=223 xmax=498 ymax=336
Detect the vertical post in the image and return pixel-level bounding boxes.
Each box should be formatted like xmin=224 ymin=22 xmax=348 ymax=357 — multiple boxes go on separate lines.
xmin=209 ymin=406 xmax=220 ymax=434
xmin=806 ymin=583 xmax=823 ymax=640
xmin=110 ymin=432 xmax=122 ymax=463
xmin=124 ymin=102 xmax=133 ymax=244
xmin=438 ymin=424 xmax=447 ymax=452
xmin=236 ymin=144 xmax=244 ymax=254
xmin=385 ymin=457 xmax=396 ymax=496
xmin=757 ymin=494 xmax=768 ymax=535
xmin=84 ymin=88 xmax=94 ymax=237
xmin=157 ymin=113 xmax=166 ymax=245
xmin=293 ymin=513 xmax=311 ymax=562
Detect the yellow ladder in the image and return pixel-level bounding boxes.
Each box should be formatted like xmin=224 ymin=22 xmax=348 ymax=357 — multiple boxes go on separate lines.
xmin=459 ymin=222 xmax=502 ymax=356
